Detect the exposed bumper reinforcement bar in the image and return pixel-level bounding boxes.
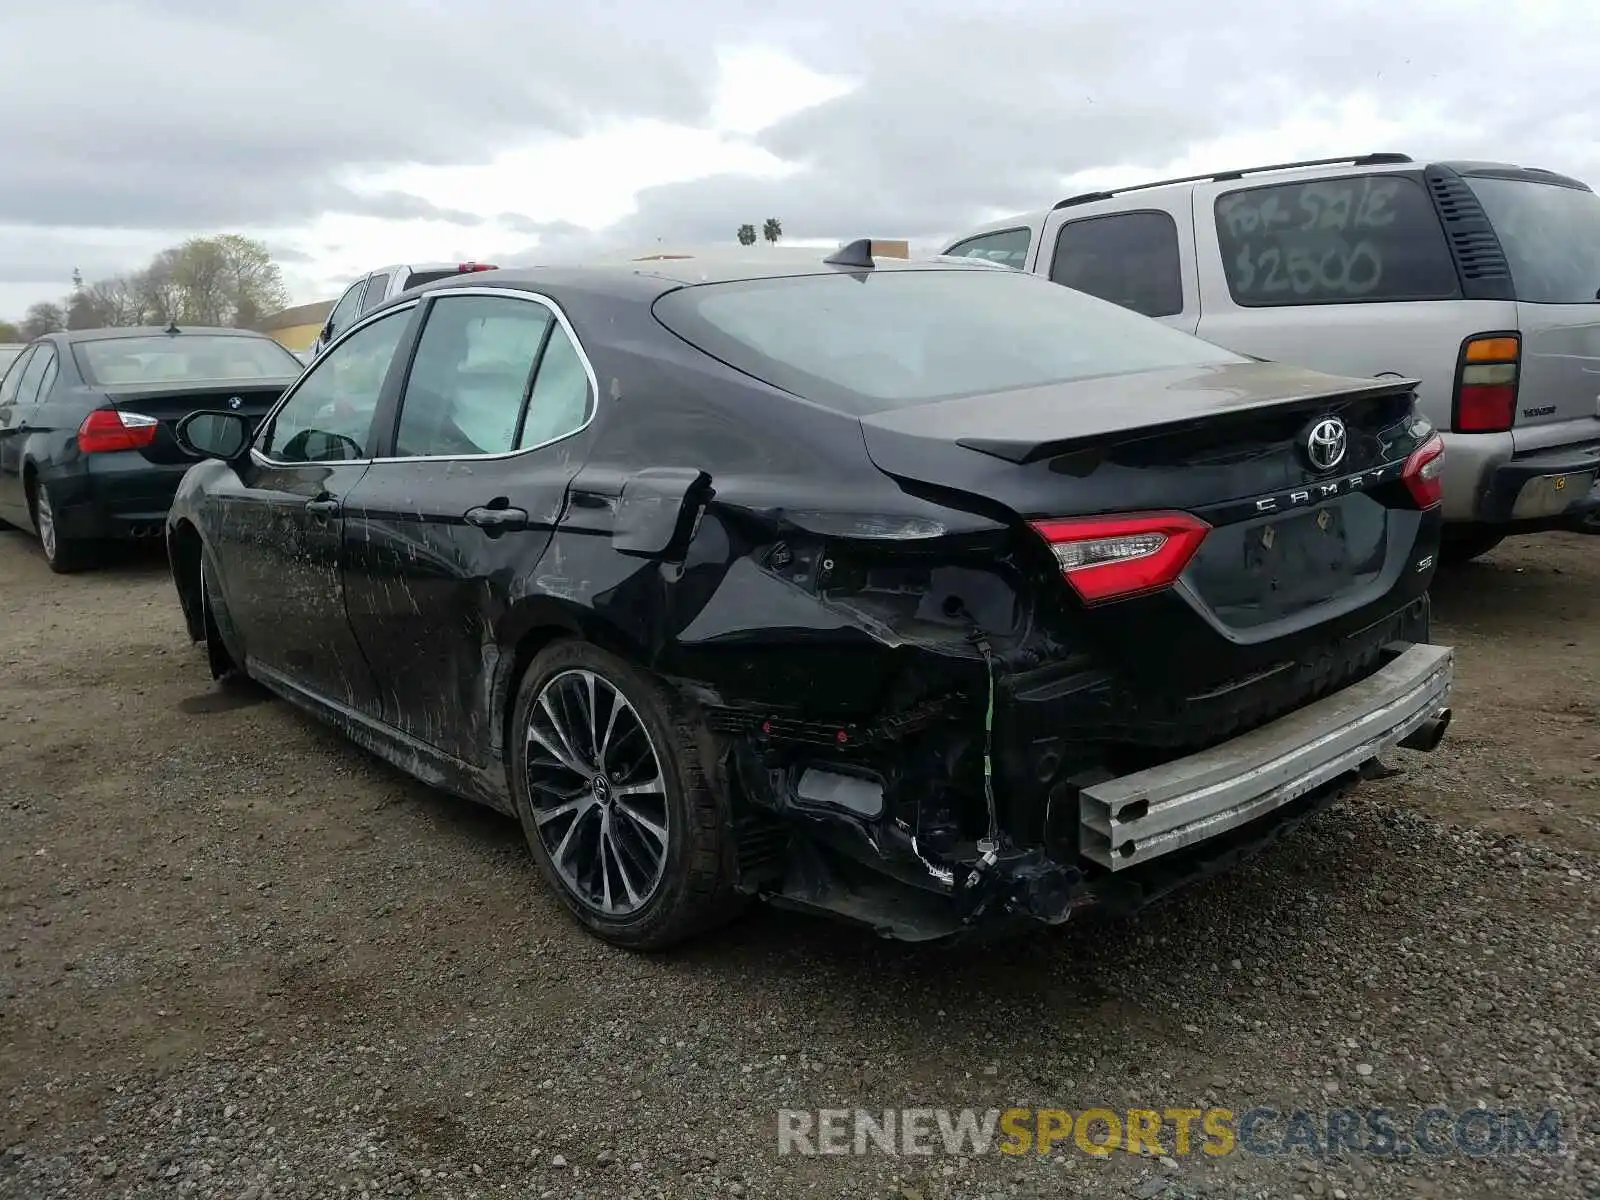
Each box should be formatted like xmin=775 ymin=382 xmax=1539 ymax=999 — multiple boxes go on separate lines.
xmin=1079 ymin=642 xmax=1453 ymax=871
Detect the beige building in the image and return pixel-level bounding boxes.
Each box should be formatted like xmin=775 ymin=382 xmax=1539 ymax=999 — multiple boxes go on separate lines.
xmin=254 ymin=299 xmax=335 ymax=353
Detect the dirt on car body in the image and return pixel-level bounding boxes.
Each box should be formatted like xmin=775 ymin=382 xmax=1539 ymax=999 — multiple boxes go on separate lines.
xmin=0 ymin=531 xmax=1596 ymax=1199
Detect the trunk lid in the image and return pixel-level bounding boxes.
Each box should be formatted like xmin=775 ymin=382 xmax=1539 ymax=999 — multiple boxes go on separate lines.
xmin=104 ymin=380 xmax=292 ymax=465
xmin=859 ymin=361 xmax=1434 ymax=642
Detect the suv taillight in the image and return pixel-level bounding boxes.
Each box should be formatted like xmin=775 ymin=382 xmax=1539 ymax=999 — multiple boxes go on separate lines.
xmin=1453 ymin=334 xmax=1519 ymax=433
xmin=1029 ymin=511 xmax=1210 ymax=604
xmin=1402 ymin=433 xmax=1446 ymax=509
xmin=78 ymin=408 xmax=158 ymax=454
xmin=457 ymin=262 xmax=497 ymax=273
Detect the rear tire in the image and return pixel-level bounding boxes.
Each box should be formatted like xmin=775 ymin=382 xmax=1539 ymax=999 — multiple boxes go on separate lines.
xmin=28 ymin=478 xmax=95 ymax=574
xmin=1439 ymin=528 xmax=1505 ymax=565
xmin=509 ymin=639 xmax=743 ymax=950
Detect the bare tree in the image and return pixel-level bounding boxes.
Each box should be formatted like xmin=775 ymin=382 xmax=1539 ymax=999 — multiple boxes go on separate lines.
xmin=762 ymin=217 xmax=783 ymax=247
xmin=19 ymin=302 xmax=66 ymax=339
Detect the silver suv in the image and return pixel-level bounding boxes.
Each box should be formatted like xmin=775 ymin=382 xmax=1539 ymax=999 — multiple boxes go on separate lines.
xmin=310 ymin=261 xmax=499 ymax=359
xmin=945 ymin=153 xmax=1600 ymax=561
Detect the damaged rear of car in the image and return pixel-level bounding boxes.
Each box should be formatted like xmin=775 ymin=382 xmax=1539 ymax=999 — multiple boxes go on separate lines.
xmin=645 ymin=255 xmax=1452 ymax=942
xmin=168 ymin=253 xmax=1452 ymax=949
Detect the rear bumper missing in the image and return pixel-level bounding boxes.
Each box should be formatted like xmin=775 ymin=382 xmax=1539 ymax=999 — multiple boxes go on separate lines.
xmin=1078 ymin=642 xmax=1453 ymax=871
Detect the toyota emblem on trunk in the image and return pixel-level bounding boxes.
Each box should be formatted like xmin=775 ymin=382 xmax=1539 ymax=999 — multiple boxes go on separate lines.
xmin=227 ymin=395 xmax=243 ymax=410
xmin=1304 ymin=417 xmax=1347 ymax=472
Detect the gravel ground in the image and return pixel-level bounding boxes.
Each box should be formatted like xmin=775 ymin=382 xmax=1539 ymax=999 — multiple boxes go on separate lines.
xmin=0 ymin=528 xmax=1596 ymax=1200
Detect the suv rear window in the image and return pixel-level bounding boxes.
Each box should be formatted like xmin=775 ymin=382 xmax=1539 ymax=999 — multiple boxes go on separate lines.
xmin=402 ymin=270 xmax=461 ymax=291
xmin=652 ymin=268 xmax=1244 ymax=416
xmin=1214 ymin=174 xmax=1460 ymax=306
xmin=1465 ymin=176 xmax=1600 ymax=304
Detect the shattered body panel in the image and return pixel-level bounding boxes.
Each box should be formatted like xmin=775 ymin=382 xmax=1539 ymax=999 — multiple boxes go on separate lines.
xmin=167 ymin=261 xmax=1452 ymax=942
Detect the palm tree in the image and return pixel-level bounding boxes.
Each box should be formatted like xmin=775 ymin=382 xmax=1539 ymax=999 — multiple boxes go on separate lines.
xmin=762 ymin=218 xmax=783 ymax=247
xmin=736 ymin=224 xmax=757 ymax=247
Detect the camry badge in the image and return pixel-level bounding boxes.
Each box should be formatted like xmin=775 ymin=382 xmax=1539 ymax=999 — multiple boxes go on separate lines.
xmin=227 ymin=395 xmax=243 ymax=410
xmin=1305 ymin=417 xmax=1347 ymax=472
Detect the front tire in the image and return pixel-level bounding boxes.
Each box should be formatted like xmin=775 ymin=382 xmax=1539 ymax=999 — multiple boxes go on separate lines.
xmin=28 ymin=478 xmax=94 ymax=574
xmin=509 ymin=639 xmax=741 ymax=950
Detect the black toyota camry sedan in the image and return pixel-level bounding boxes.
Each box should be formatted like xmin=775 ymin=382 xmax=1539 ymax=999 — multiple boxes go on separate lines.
xmin=0 ymin=325 xmax=303 ymax=571
xmin=167 ymin=248 xmax=1454 ymax=949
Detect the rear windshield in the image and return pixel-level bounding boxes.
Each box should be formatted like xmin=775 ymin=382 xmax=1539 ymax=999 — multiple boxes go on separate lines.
xmin=74 ymin=335 xmax=303 ymax=386
xmin=1467 ymin=176 xmax=1600 ymax=304
xmin=652 ymin=268 xmax=1246 ymax=415
xmin=401 ymin=269 xmax=461 ymax=291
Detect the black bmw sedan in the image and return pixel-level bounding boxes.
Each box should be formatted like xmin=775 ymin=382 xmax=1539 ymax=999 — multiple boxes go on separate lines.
xmin=0 ymin=325 xmax=304 ymax=571
xmin=167 ymin=249 xmax=1454 ymax=949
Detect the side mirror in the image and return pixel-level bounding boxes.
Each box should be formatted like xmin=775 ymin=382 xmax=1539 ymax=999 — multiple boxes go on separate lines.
xmin=176 ymin=410 xmax=251 ymax=461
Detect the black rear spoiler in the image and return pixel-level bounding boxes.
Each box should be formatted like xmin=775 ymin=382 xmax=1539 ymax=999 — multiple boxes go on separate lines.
xmin=955 ymin=375 xmax=1421 ymax=465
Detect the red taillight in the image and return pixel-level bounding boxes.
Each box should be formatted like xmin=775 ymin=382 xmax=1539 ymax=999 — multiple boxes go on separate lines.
xmin=77 ymin=408 xmax=158 ymax=454
xmin=1402 ymin=433 xmax=1446 ymax=509
xmin=1453 ymin=335 xmax=1519 ymax=433
xmin=457 ymin=262 xmax=497 ymax=273
xmin=1029 ymin=511 xmax=1211 ymax=604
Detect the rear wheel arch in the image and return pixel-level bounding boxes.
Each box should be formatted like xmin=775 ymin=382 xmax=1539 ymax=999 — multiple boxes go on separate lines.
xmin=494 ymin=604 xmax=649 ymax=762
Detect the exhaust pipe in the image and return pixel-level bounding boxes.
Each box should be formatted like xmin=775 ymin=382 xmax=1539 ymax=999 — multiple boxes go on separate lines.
xmin=1397 ymin=707 xmax=1452 ymax=753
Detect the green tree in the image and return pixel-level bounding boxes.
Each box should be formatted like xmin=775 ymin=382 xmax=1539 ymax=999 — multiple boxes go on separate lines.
xmin=736 ymin=223 xmax=757 ymax=247
xmin=20 ymin=301 xmax=66 ymax=339
xmin=762 ymin=217 xmax=783 ymax=247
xmin=0 ymin=319 xmax=20 ymax=342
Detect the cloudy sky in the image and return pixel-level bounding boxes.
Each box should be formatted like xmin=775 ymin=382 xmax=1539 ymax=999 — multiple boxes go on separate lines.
xmin=0 ymin=0 xmax=1595 ymax=319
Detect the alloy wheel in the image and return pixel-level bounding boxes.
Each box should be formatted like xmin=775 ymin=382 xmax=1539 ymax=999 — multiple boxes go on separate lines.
xmin=34 ymin=486 xmax=57 ymax=562
xmin=524 ymin=668 xmax=670 ymax=916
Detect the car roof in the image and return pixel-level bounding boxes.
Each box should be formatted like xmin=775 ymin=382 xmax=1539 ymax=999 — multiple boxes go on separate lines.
xmin=948 ymin=155 xmax=1592 ymax=246
xmin=60 ymin=325 xmax=277 ymax=343
xmin=402 ymin=254 xmax=1006 ymax=305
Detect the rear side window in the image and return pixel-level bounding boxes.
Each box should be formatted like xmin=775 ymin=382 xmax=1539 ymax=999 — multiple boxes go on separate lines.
xmin=0 ymin=346 xmax=36 ymax=405
xmin=393 ymin=294 xmax=591 ymax=457
xmin=1049 ymin=211 xmax=1184 ymax=318
xmin=945 ymin=228 xmax=1032 ymax=269
xmin=361 ymin=273 xmax=391 ymax=311
xmin=12 ymin=347 xmax=52 ymax=406
xmin=1214 ymin=174 xmax=1460 ymax=306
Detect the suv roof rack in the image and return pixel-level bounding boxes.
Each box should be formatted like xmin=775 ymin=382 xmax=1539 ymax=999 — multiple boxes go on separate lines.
xmin=1049 ymin=152 xmax=1414 ymax=211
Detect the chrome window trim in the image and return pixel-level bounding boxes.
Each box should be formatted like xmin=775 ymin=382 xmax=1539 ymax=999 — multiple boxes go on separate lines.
xmin=369 ymin=285 xmax=600 ymax=465
xmin=250 ymin=300 xmax=420 ymax=468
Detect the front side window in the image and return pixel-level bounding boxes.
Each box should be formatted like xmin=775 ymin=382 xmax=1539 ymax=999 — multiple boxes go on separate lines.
xmin=1214 ymin=174 xmax=1460 ymax=306
xmin=653 ymin=267 xmax=1245 ymax=416
xmin=946 ymin=228 xmax=1032 ymax=269
xmin=393 ymin=294 xmax=559 ymax=457
xmin=323 ymin=279 xmax=368 ymax=342
xmin=1050 ymin=211 xmax=1185 ymax=318
xmin=259 ymin=309 xmax=410 ymax=463
xmin=0 ymin=346 xmax=37 ymax=406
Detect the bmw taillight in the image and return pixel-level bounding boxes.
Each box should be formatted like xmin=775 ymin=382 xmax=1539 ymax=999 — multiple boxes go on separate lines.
xmin=1029 ymin=511 xmax=1211 ymax=604
xmin=78 ymin=408 xmax=158 ymax=453
xmin=1402 ymin=433 xmax=1446 ymax=509
xmin=1453 ymin=335 xmax=1519 ymax=433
